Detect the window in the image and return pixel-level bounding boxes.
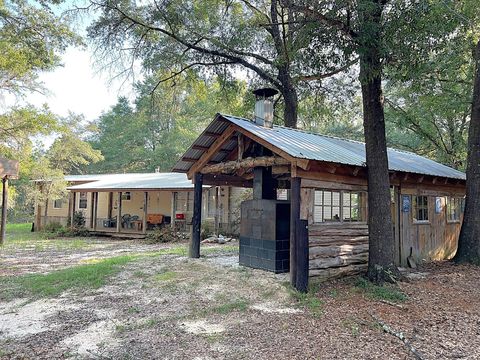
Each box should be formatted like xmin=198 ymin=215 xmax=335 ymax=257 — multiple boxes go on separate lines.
xmin=121 ymin=192 xmax=131 ymax=201
xmin=207 ymin=188 xmax=216 ymax=218
xmin=277 ymin=189 xmax=288 ymax=200
xmin=413 ymin=195 xmax=429 ymax=222
xmin=79 ymin=192 xmax=88 ymax=209
xmin=53 ymin=199 xmax=63 ymax=209
xmin=313 ymin=190 xmax=366 ymax=223
xmin=447 ymin=197 xmax=462 ymax=222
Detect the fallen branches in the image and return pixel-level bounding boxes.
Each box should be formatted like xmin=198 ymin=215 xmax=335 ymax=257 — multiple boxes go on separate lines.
xmin=370 ymin=313 xmax=424 ymax=360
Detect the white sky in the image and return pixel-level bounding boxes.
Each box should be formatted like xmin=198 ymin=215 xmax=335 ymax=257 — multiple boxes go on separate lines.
xmin=23 ymin=46 xmax=133 ymax=122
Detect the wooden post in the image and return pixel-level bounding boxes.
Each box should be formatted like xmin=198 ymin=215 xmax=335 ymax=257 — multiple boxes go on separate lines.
xmin=1 ymin=177 xmax=8 ymax=245
xmin=290 ymin=177 xmax=309 ymax=293
xmin=70 ymin=191 xmax=76 ymax=228
xmin=89 ymin=192 xmax=94 ymax=229
xmin=116 ymin=192 xmax=122 ymax=233
xmin=93 ymin=192 xmax=98 ymax=231
xmin=190 ymin=173 xmax=203 ymax=258
xmin=171 ymin=192 xmax=176 ymax=229
xmin=143 ymin=191 xmax=148 ymax=234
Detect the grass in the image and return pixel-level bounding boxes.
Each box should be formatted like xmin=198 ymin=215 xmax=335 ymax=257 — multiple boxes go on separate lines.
xmin=287 ymin=282 xmax=323 ymax=317
xmin=0 ymin=255 xmax=136 ymax=301
xmin=153 ymin=270 xmax=177 ymax=281
xmin=211 ymin=299 xmax=250 ymax=314
xmin=2 ymin=223 xmax=90 ymax=251
xmin=355 ymin=277 xmax=408 ymax=303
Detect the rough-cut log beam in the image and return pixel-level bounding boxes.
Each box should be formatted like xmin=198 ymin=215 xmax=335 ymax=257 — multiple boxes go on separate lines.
xmin=418 ymin=175 xmax=424 ymax=183
xmin=403 ymin=173 xmax=409 ymax=181
xmin=202 ymin=174 xmax=253 ymax=188
xmin=237 ymin=134 xmax=244 ymax=160
xmin=200 ymin=156 xmax=289 ymax=175
xmin=432 ymin=177 xmax=438 ymax=184
xmin=352 ymin=167 xmax=361 ymax=176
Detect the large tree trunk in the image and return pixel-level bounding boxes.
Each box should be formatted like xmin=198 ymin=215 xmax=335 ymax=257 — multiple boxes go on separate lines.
xmin=358 ymin=0 xmax=399 ymax=282
xmin=454 ymin=40 xmax=480 ymax=263
xmin=283 ymin=83 xmax=298 ymax=128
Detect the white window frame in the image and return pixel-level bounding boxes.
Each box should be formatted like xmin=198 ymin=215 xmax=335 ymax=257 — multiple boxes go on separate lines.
xmin=313 ymin=189 xmax=367 ymax=224
xmin=446 ymin=196 xmax=462 ymax=223
xmin=53 ymin=198 xmax=63 ymax=209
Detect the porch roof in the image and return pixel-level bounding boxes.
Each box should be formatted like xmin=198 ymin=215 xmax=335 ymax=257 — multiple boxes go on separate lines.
xmin=172 ymin=113 xmax=466 ymax=181
xmin=67 ymin=172 xmax=197 ymax=192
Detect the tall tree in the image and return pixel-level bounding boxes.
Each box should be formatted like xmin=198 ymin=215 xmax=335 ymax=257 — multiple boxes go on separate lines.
xmin=455 ymin=39 xmax=480 ymax=263
xmin=87 ymin=0 xmax=355 ymax=128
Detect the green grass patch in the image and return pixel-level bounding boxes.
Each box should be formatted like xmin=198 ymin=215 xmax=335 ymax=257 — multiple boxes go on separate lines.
xmin=286 ymin=282 xmax=323 ymax=317
xmin=0 ymin=255 xmax=136 ymax=301
xmin=153 ymin=270 xmax=177 ymax=282
xmin=211 ymin=299 xmax=250 ymax=314
xmin=355 ymin=277 xmax=407 ymax=303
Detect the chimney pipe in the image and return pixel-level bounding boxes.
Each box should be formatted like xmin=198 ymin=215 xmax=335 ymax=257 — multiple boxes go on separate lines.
xmin=252 ymin=88 xmax=278 ymax=128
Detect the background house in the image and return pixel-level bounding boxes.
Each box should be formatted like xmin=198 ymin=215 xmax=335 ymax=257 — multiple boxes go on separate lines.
xmin=35 ymin=173 xmax=246 ymax=236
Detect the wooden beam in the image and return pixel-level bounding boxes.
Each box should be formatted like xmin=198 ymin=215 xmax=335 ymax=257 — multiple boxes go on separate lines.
xmin=182 ymin=157 xmax=199 ymax=163
xmin=89 ymin=192 xmax=94 ymax=229
xmin=418 ymin=175 xmax=424 ymax=183
xmin=290 ymin=177 xmax=309 ymax=293
xmin=143 ymin=192 xmax=148 ymax=234
xmin=202 ymin=174 xmax=253 ymax=188
xmin=403 ymin=173 xmax=409 ymax=181
xmin=116 ymin=192 xmax=122 ymax=233
xmin=189 ymin=173 xmax=203 ymax=258
xmin=191 ymin=145 xmax=231 ymax=153
xmin=352 ymin=167 xmax=361 ymax=176
xmin=432 ymin=177 xmax=438 ymax=184
xmin=201 ymin=156 xmax=289 ymax=175
xmin=93 ymin=192 xmax=98 ymax=231
xmin=70 ymin=191 xmax=76 ymax=229
xmin=237 ymin=134 xmax=244 ymax=160
xmin=0 ymin=177 xmax=8 ymax=245
xmin=326 ymin=164 xmax=337 ymax=174
xmin=188 ymin=126 xmax=236 ymax=179
xmin=204 ymin=131 xmax=221 ymax=138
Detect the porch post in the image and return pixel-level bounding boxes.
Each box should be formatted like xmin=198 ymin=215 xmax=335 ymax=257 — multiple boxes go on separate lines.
xmin=1 ymin=177 xmax=8 ymax=245
xmin=143 ymin=191 xmax=148 ymax=234
xmin=116 ymin=192 xmax=122 ymax=233
xmin=89 ymin=192 xmax=94 ymax=229
xmin=290 ymin=177 xmax=309 ymax=293
xmin=70 ymin=191 xmax=76 ymax=229
xmin=93 ymin=192 xmax=98 ymax=231
xmin=190 ymin=173 xmax=203 ymax=258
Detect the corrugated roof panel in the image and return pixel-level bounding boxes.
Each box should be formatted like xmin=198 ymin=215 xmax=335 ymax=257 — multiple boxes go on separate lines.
xmin=68 ymin=172 xmax=194 ymax=191
xmin=172 ymin=114 xmax=465 ymax=180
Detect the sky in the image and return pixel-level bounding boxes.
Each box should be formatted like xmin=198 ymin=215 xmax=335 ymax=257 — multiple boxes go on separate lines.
xmin=23 ymin=46 xmax=134 ymax=122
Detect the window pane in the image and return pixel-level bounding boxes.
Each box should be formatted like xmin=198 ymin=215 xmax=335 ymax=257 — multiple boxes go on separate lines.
xmin=314 ymin=206 xmax=323 ymax=223
xmin=324 ymin=191 xmax=332 ymax=205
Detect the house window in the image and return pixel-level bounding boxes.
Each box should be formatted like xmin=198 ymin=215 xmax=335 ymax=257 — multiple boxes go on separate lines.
xmin=53 ymin=199 xmax=63 ymax=209
xmin=277 ymin=189 xmax=288 ymax=200
xmin=79 ymin=192 xmax=88 ymax=209
xmin=314 ymin=190 xmax=366 ymax=223
xmin=121 ymin=192 xmax=131 ymax=201
xmin=447 ymin=197 xmax=462 ymax=222
xmin=413 ymin=195 xmax=429 ymax=222
xmin=207 ymin=188 xmax=216 ymax=218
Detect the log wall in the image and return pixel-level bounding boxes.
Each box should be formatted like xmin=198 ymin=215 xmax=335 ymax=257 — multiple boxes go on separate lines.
xmin=308 ymin=223 xmax=369 ymax=280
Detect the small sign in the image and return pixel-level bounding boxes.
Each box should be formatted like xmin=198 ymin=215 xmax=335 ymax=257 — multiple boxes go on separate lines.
xmin=402 ymin=195 xmax=411 ymax=213
xmin=0 ymin=158 xmax=19 ymax=179
xmin=435 ymin=197 xmax=443 ymax=214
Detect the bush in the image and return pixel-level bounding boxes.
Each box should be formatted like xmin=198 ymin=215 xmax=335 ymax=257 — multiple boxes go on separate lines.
xmin=146 ymin=227 xmax=185 ymax=243
xmin=43 ymin=222 xmax=64 ymax=233
xmin=201 ymin=221 xmax=214 ymax=240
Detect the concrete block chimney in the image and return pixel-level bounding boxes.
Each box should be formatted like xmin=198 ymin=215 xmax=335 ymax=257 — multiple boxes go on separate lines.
xmin=253 ymin=88 xmax=278 ymax=128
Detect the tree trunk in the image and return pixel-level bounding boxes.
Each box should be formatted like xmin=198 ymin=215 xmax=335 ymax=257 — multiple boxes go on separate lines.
xmin=454 ymin=40 xmax=480 ymax=264
xmin=358 ymin=0 xmax=399 ymax=282
xmin=283 ymin=84 xmax=298 ymax=128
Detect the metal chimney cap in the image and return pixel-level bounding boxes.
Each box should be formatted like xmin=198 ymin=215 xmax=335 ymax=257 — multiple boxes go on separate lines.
xmin=252 ymin=88 xmax=279 ymax=98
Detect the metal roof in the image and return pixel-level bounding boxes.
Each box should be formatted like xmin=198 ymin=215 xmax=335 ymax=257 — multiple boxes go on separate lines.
xmin=67 ymin=172 xmax=196 ymax=191
xmin=173 ymin=113 xmax=466 ymax=181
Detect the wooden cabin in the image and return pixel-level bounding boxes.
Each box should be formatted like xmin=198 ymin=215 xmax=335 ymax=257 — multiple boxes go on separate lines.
xmin=173 ymin=88 xmax=466 ymax=291
xmin=35 ymin=173 xmax=244 ymax=237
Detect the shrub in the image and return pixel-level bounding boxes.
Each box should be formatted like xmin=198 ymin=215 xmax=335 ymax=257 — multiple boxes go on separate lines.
xmin=43 ymin=222 xmax=64 ymax=233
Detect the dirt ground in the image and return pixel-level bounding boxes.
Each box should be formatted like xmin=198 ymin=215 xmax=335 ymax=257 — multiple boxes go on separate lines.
xmin=1 ymin=237 xmax=480 ymax=360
